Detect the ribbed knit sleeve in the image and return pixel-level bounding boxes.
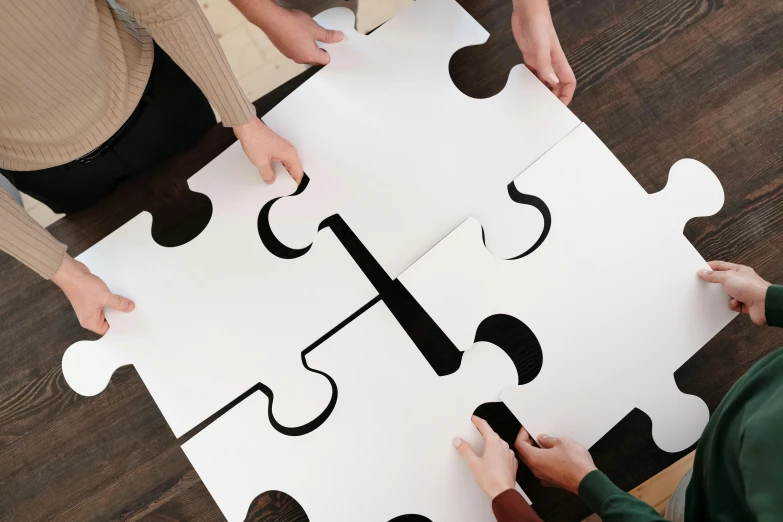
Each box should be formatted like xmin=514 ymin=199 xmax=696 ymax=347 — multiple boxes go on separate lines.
xmin=0 ymin=188 xmax=66 ymax=279
xmin=118 ymin=0 xmax=256 ymax=127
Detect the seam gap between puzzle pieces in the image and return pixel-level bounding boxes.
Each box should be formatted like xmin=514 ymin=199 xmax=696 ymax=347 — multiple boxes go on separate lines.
xmin=177 ymin=295 xmax=383 ymax=445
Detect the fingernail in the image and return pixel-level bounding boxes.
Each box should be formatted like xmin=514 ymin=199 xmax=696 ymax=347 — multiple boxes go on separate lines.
xmin=539 ymin=434 xmax=550 ymax=440
xmin=698 ymin=269 xmax=712 ymax=276
xmin=127 ymin=301 xmax=135 ymax=311
xmin=453 ymin=437 xmax=462 ymax=448
xmin=548 ymin=72 xmax=560 ymax=84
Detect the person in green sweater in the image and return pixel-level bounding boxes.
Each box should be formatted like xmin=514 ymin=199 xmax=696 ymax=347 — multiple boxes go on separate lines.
xmin=520 ymin=260 xmax=783 ymax=521
xmin=458 ymin=260 xmax=783 ymax=521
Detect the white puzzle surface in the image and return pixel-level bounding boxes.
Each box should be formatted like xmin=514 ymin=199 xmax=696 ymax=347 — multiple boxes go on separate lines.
xmin=183 ymin=302 xmax=521 ymax=522
xmin=62 ymin=143 xmax=377 ymax=437
xmin=263 ymin=0 xmax=580 ymax=278
xmin=399 ymin=124 xmax=737 ymax=453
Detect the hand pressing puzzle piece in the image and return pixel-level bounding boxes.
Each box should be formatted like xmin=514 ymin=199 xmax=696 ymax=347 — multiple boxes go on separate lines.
xmin=263 ymin=0 xmax=580 ymax=278
xmin=183 ymin=302 xmax=521 ymax=522
xmin=62 ymin=143 xmax=377 ymax=437
xmin=400 ymin=124 xmax=737 ymax=452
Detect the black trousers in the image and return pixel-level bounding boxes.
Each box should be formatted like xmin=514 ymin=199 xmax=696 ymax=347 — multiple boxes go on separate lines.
xmin=1 ymin=44 xmax=216 ymax=214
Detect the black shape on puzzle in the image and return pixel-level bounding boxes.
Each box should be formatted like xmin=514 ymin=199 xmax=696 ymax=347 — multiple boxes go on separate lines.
xmin=259 ymin=182 xmax=466 ymax=375
xmin=244 ymin=490 xmax=308 ymax=522
xmin=258 ymin=176 xmax=551 ymax=383
xmin=475 ymin=314 xmax=543 ymax=385
xmin=258 ymin=175 xmax=312 ymax=259
xmin=505 ymin=183 xmax=551 ymax=260
xmin=149 ymin=182 xmax=213 ymax=247
xmin=388 ymin=278 xmax=464 ymax=376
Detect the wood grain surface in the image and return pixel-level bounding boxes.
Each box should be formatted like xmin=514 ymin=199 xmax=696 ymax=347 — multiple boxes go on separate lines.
xmin=1 ymin=0 xmax=782 ymax=520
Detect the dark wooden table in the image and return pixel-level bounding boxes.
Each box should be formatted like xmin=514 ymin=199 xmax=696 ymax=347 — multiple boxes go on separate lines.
xmin=1 ymin=0 xmax=782 ymax=520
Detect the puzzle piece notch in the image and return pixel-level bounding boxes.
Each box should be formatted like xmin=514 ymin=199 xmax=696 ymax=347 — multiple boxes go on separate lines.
xmin=62 ymin=142 xmax=377 ymax=438
xmin=636 ymin=374 xmax=710 ymax=453
xmin=182 ymin=302 xmax=523 ymax=522
xmin=263 ymin=0 xmax=579 ymax=278
xmin=314 ymin=2 xmax=490 ymax=82
xmin=399 ymin=123 xmax=736 ymax=453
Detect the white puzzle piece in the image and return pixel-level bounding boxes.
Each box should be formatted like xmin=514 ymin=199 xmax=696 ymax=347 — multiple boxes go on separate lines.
xmin=262 ymin=0 xmax=580 ymax=278
xmin=399 ymin=124 xmax=737 ymax=453
xmin=62 ymin=143 xmax=377 ymax=437
xmin=182 ymin=302 xmax=522 ymax=522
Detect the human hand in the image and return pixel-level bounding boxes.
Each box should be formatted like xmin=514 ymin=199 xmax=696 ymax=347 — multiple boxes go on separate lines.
xmin=454 ymin=416 xmax=518 ymax=499
xmin=51 ymin=254 xmax=135 ymax=335
xmin=698 ymin=261 xmax=771 ymax=325
xmin=233 ymin=117 xmax=304 ymax=184
xmin=511 ymin=0 xmax=576 ymax=105
xmin=251 ymin=1 xmax=343 ymax=65
xmin=515 ymin=428 xmax=596 ymax=495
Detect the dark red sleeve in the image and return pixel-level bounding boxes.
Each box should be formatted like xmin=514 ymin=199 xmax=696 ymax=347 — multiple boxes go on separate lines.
xmin=491 ymin=489 xmax=543 ymax=522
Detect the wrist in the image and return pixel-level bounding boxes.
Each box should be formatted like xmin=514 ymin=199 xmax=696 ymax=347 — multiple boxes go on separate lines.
xmin=568 ymin=464 xmax=598 ymax=494
xmin=756 ymin=281 xmax=773 ymax=305
xmin=233 ymin=117 xmax=261 ymax=138
xmin=51 ymin=254 xmax=79 ymax=289
xmin=487 ymin=481 xmax=516 ymax=500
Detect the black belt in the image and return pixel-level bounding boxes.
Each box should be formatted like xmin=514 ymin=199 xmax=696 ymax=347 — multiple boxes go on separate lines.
xmin=78 ymin=79 xmax=154 ymax=164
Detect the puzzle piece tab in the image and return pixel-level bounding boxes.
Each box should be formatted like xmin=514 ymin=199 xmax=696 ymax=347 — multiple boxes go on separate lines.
xmin=62 ymin=143 xmax=377 ymax=437
xmin=263 ymin=0 xmax=580 ymax=278
xmin=182 ymin=302 xmax=521 ymax=522
xmin=399 ymin=124 xmax=737 ymax=452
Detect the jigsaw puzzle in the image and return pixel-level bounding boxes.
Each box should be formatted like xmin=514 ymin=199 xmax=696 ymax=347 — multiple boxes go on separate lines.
xmin=262 ymin=0 xmax=580 ymax=278
xmin=399 ymin=124 xmax=737 ymax=452
xmin=62 ymin=143 xmax=377 ymax=437
xmin=182 ymin=301 xmax=522 ymax=522
xmin=57 ymin=1 xmax=738 ymax=519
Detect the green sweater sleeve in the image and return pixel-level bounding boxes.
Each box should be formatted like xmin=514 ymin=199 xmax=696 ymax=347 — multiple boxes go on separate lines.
xmin=737 ymin=361 xmax=783 ymax=522
xmin=579 ymin=471 xmax=669 ymax=521
xmin=765 ymin=285 xmax=783 ymax=328
xmin=740 ymin=423 xmax=783 ymax=521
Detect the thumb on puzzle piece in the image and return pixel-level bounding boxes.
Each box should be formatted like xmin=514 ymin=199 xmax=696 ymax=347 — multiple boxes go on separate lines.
xmin=314 ymin=7 xmax=360 ymax=51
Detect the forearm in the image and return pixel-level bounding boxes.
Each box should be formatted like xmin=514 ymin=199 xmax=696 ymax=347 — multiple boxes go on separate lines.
xmin=492 ymin=489 xmax=543 ymax=522
xmin=230 ymin=0 xmax=278 ymax=31
xmin=579 ymin=471 xmax=669 ymax=522
xmin=119 ymin=0 xmax=256 ymax=126
xmin=512 ymin=0 xmax=550 ymax=14
xmin=0 ymin=188 xmax=66 ymax=279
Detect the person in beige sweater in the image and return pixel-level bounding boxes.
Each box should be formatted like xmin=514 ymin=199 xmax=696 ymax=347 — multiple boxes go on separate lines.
xmin=0 ymin=0 xmax=305 ymax=334
xmin=0 ymin=0 xmax=575 ymax=336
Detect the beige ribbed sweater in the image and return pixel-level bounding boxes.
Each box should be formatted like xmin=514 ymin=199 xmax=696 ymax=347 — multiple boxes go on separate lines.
xmin=0 ymin=0 xmax=256 ymax=279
